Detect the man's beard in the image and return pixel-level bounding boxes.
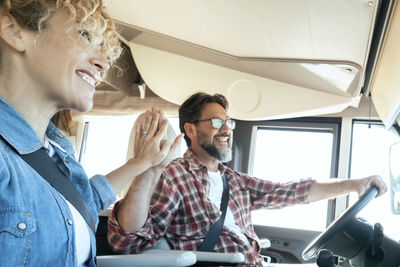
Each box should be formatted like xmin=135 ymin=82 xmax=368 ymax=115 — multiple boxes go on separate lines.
xmin=197 ymin=130 xmax=232 ymax=163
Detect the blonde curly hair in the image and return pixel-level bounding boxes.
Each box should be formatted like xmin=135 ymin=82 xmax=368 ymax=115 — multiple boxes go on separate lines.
xmin=0 ymin=0 xmax=122 ymax=66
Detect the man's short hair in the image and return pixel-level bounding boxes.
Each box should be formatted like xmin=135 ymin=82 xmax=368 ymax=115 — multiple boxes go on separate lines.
xmin=179 ymin=92 xmax=228 ymax=147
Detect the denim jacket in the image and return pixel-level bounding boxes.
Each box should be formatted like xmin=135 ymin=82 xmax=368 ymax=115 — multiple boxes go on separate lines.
xmin=0 ymin=97 xmax=116 ymax=266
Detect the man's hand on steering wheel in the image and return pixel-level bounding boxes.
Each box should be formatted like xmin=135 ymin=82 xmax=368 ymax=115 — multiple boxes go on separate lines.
xmin=354 ymin=175 xmax=387 ymax=197
xmin=302 ymin=186 xmax=380 ymax=261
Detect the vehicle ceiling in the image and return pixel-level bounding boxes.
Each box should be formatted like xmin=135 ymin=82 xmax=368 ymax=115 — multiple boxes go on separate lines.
xmin=99 ymin=0 xmax=399 ymax=128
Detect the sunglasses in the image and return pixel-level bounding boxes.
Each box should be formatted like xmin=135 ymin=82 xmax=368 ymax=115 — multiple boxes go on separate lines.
xmin=192 ymin=118 xmax=236 ymax=130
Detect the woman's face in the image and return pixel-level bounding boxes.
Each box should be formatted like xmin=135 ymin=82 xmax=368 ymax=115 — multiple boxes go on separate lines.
xmin=23 ymin=9 xmax=110 ymax=112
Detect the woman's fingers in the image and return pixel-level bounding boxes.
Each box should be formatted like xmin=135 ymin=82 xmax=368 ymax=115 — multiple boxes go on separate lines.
xmin=134 ymin=120 xmax=141 ymax=144
xmin=133 ymin=120 xmax=143 ymax=157
xmin=155 ymin=108 xmax=165 ymax=128
xmin=132 ymin=108 xmax=182 ymax=169
xmin=154 ymin=119 xmax=168 ymax=140
xmin=142 ymin=110 xmax=151 ymax=135
xmin=147 ymin=112 xmax=160 ymax=138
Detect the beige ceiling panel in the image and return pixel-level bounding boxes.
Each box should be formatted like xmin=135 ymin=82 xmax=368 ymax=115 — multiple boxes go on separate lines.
xmin=105 ymin=0 xmax=380 ymax=120
xmin=130 ymin=43 xmax=357 ymax=120
xmin=121 ymin=26 xmax=362 ymax=97
xmin=106 ymin=0 xmax=377 ymax=65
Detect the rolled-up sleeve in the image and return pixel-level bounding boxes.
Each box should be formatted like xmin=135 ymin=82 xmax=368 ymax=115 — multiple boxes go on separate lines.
xmin=107 ymin=201 xmax=156 ymax=254
xmin=90 ymin=174 xmax=116 ymax=212
xmin=107 ymin=174 xmax=181 ymax=254
xmin=244 ymin=174 xmax=315 ymax=210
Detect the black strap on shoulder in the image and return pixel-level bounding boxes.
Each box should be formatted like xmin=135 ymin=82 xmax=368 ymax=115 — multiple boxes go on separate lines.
xmin=20 ymin=148 xmax=95 ymax=233
xmin=198 ymin=174 xmax=230 ymax=252
xmin=20 ymin=148 xmax=96 ymax=233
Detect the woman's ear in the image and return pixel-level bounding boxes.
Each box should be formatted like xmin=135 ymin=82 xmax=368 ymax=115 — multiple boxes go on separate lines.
xmin=0 ymin=14 xmax=26 ymax=52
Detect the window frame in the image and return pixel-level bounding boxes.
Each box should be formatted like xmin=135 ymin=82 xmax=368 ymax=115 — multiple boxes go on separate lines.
xmin=229 ymin=117 xmax=342 ymax=227
xmin=347 ymin=119 xmax=400 ymax=240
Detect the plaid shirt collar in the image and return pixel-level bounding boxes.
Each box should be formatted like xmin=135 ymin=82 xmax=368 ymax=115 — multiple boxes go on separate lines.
xmin=183 ymin=148 xmax=230 ymax=176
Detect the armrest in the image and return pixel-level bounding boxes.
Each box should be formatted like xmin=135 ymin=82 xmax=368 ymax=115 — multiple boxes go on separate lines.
xmin=143 ymin=249 xmax=245 ymax=265
xmin=96 ymin=249 xmax=246 ymax=267
xmin=96 ymin=250 xmax=196 ymax=267
xmin=194 ymin=251 xmax=245 ymax=266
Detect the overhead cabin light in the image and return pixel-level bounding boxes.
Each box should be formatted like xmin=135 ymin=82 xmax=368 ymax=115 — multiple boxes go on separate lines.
xmin=300 ymin=64 xmax=359 ymax=93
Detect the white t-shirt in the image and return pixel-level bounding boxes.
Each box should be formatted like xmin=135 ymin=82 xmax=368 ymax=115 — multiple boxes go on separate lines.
xmin=207 ymin=171 xmax=250 ymax=246
xmin=64 ymin=198 xmax=92 ymax=266
xmin=44 ymin=136 xmax=91 ymax=266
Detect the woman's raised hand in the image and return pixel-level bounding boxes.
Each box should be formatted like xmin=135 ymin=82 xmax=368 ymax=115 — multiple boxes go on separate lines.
xmin=132 ymin=108 xmax=168 ymax=168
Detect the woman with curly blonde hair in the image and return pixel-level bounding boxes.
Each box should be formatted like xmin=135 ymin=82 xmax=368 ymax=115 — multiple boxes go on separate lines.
xmin=0 ymin=1 xmax=181 ymax=266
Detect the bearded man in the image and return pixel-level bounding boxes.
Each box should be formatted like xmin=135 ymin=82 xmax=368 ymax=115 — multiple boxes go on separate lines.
xmin=108 ymin=92 xmax=386 ymax=266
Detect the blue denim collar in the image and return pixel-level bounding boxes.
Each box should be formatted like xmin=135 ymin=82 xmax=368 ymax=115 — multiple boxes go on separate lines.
xmin=0 ymin=96 xmax=74 ymax=155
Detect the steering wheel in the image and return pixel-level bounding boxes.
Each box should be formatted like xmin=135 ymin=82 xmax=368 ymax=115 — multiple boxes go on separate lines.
xmin=302 ymin=186 xmax=379 ymax=261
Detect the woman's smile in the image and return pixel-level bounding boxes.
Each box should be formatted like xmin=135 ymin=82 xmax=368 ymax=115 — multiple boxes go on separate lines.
xmin=75 ymin=69 xmax=99 ymax=91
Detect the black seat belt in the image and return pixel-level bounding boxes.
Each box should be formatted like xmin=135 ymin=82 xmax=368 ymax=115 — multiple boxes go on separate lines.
xmin=2 ymin=135 xmax=96 ymax=234
xmin=21 ymin=148 xmax=96 ymax=233
xmin=198 ymin=174 xmax=230 ymax=252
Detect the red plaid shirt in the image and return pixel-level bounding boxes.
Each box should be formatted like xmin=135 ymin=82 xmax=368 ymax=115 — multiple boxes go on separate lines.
xmin=108 ymin=149 xmax=314 ymax=266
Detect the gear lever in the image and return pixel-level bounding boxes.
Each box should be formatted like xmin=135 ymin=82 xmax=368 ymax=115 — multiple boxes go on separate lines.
xmin=316 ymin=249 xmax=337 ymax=267
xmin=365 ymin=223 xmax=384 ymax=266
xmin=371 ymin=223 xmax=384 ymax=258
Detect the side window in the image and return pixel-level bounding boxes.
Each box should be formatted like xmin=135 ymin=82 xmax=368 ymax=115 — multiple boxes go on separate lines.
xmin=80 ymin=115 xmax=138 ymax=178
xmin=248 ymin=120 xmax=339 ymax=231
xmin=80 ymin=115 xmax=185 ymax=180
xmin=349 ymin=121 xmax=400 ymax=241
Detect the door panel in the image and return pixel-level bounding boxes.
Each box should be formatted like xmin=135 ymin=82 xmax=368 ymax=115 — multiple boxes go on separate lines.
xmin=254 ymin=225 xmax=320 ymax=263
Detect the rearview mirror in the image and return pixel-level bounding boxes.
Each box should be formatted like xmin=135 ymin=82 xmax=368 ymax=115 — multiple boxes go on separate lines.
xmin=389 ymin=142 xmax=400 ymax=214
